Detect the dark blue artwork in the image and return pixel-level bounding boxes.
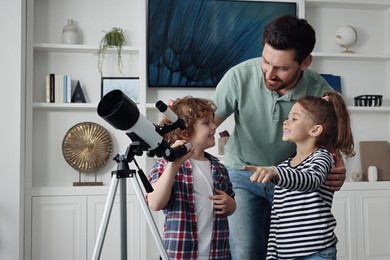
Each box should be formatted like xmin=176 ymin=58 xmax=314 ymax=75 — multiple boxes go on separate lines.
xmin=147 ymin=0 xmax=296 ymax=88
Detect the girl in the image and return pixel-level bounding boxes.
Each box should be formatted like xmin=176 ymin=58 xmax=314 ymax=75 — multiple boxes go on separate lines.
xmin=245 ymin=92 xmax=355 ymax=259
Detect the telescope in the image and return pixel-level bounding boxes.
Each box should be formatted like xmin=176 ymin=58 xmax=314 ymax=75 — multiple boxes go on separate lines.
xmin=97 ymin=89 xmax=190 ymax=161
xmin=94 ymin=89 xmax=179 ymax=260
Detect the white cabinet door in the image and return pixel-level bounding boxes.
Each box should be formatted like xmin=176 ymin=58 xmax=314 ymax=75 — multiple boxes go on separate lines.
xmin=333 ymin=191 xmax=357 ymax=260
xmin=356 ymin=190 xmax=390 ymax=260
xmin=87 ymin=194 xmax=144 ymax=260
xmin=32 ymin=196 xmax=87 ymax=260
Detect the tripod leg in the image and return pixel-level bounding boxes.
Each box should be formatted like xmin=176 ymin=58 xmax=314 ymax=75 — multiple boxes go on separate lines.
xmin=130 ymin=176 xmax=169 ymax=260
xmin=120 ymin=178 xmax=128 ymax=260
xmin=92 ymin=173 xmax=120 ymax=260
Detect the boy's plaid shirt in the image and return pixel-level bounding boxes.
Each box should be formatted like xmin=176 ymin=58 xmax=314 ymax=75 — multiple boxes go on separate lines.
xmin=148 ymin=153 xmax=234 ymax=259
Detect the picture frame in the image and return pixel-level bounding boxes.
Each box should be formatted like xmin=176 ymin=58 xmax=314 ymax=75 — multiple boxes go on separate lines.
xmin=147 ymin=0 xmax=297 ymax=88
xmin=101 ymin=77 xmax=140 ymax=103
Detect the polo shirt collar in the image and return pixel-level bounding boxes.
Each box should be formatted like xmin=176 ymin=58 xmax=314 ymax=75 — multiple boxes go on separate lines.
xmin=277 ymin=71 xmax=309 ymax=102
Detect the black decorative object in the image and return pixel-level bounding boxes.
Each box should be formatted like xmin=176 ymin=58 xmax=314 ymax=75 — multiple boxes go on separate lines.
xmin=71 ymin=81 xmax=86 ymax=103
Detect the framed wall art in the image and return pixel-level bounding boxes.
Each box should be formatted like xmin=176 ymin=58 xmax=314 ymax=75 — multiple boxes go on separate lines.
xmin=101 ymin=77 xmax=140 ymax=103
xmin=147 ymin=0 xmax=299 ymax=88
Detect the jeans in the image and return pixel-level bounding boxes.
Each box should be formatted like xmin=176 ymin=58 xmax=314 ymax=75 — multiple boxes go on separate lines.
xmin=227 ymin=167 xmax=274 ymax=260
xmin=298 ymin=245 xmax=337 ymax=260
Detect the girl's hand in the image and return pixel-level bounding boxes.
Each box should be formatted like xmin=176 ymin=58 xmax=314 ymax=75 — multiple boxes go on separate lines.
xmin=244 ymin=165 xmax=278 ymax=183
xmin=209 ymin=189 xmax=236 ymax=216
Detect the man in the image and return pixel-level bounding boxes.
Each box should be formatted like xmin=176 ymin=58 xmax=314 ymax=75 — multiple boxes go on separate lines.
xmin=212 ymin=14 xmax=346 ymax=260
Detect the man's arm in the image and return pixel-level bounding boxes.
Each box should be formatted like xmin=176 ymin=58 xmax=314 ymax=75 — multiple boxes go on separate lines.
xmin=326 ymin=156 xmax=346 ymax=191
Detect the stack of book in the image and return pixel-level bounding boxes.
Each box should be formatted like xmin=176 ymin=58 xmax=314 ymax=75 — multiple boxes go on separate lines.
xmin=46 ymin=73 xmax=72 ymax=103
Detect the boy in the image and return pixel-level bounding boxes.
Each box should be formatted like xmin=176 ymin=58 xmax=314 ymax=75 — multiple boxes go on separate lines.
xmin=148 ymin=96 xmax=236 ymax=260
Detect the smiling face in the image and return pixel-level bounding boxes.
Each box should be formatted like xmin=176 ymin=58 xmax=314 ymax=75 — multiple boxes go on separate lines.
xmin=189 ymin=115 xmax=217 ymax=151
xmin=261 ymin=43 xmax=312 ymax=95
xmin=282 ymin=102 xmax=318 ymax=144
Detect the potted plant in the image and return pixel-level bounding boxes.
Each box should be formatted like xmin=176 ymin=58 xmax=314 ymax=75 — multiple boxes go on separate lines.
xmin=97 ymin=27 xmax=126 ymax=77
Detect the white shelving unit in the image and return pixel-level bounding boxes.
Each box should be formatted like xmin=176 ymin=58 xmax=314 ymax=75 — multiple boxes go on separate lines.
xmin=27 ymin=0 xmax=144 ymax=187
xmin=24 ymin=0 xmax=156 ymax=259
xmin=305 ymin=0 xmax=390 ymax=182
xmin=24 ymin=0 xmax=390 ymax=259
xmin=306 ymin=1 xmax=390 ymax=258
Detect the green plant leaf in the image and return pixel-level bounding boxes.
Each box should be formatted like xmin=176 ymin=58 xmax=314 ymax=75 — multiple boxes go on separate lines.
xmin=97 ymin=27 xmax=126 ymax=77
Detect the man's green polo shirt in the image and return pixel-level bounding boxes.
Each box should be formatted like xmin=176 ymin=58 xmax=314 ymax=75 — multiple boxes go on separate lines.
xmin=213 ymin=57 xmax=333 ymax=168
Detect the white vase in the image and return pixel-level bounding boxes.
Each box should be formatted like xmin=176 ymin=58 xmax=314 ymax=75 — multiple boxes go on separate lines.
xmin=368 ymin=166 xmax=378 ymax=182
xmin=62 ymin=19 xmax=79 ymax=44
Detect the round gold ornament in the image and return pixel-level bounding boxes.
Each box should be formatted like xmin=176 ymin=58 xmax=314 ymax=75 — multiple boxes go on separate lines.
xmin=62 ymin=122 xmax=113 ymax=173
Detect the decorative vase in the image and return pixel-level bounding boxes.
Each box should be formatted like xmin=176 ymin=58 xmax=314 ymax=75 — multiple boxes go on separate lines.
xmin=62 ymin=19 xmax=79 ymax=44
xmin=368 ymin=166 xmax=378 ymax=182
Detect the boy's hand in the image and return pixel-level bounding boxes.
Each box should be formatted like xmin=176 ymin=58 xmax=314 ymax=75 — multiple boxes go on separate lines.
xmin=210 ymin=189 xmax=236 ymax=216
xmin=169 ymin=140 xmax=193 ymax=164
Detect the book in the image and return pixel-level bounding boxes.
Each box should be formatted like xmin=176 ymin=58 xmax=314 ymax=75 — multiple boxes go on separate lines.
xmin=58 ymin=74 xmax=64 ymax=103
xmin=63 ymin=75 xmax=67 ymax=103
xmin=55 ymin=74 xmax=61 ymax=103
xmin=46 ymin=74 xmax=73 ymax=103
xmin=66 ymin=75 xmax=72 ymax=103
xmin=49 ymin=73 xmax=55 ymax=103
xmin=45 ymin=75 xmax=50 ymax=103
xmin=320 ymin=74 xmax=342 ymax=93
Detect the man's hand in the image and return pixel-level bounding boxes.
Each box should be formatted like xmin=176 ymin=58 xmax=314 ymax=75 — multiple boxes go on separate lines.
xmin=326 ymin=155 xmax=346 ymax=191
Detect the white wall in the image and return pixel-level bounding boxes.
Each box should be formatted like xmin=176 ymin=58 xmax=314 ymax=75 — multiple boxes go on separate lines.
xmin=0 ymin=0 xmax=25 ymax=259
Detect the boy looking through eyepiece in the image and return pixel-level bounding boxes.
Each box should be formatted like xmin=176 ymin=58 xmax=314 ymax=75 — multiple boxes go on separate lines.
xmin=148 ymin=96 xmax=236 ymax=260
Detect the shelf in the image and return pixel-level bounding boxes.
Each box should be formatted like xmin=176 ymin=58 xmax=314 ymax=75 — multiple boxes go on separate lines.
xmin=33 ymin=43 xmax=140 ymax=54
xmin=312 ymin=52 xmax=390 ymax=61
xmin=145 ymin=103 xmax=390 ymax=113
xmin=33 ymin=102 xmax=98 ymax=110
xmin=32 ymin=102 xmax=147 ymax=111
xmin=306 ymin=0 xmax=390 ymax=10
xmin=340 ymin=181 xmax=390 ymax=191
xmin=28 ymin=185 xmax=138 ymax=196
xmin=348 ymin=106 xmax=390 ymax=113
xmin=147 ymin=103 xmax=390 ymax=112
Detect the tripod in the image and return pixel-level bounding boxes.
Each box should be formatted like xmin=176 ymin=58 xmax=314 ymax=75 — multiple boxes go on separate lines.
xmin=92 ymin=142 xmax=169 ymax=260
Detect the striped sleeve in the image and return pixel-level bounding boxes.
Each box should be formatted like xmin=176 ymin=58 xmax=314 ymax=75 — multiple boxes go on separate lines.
xmin=275 ymin=149 xmax=333 ymax=192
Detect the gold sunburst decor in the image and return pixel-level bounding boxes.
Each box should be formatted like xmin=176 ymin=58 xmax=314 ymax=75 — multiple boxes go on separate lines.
xmin=62 ymin=122 xmax=113 ymax=185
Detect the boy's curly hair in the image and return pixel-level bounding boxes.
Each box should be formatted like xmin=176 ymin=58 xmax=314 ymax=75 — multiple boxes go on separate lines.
xmin=160 ymin=96 xmax=217 ymax=145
